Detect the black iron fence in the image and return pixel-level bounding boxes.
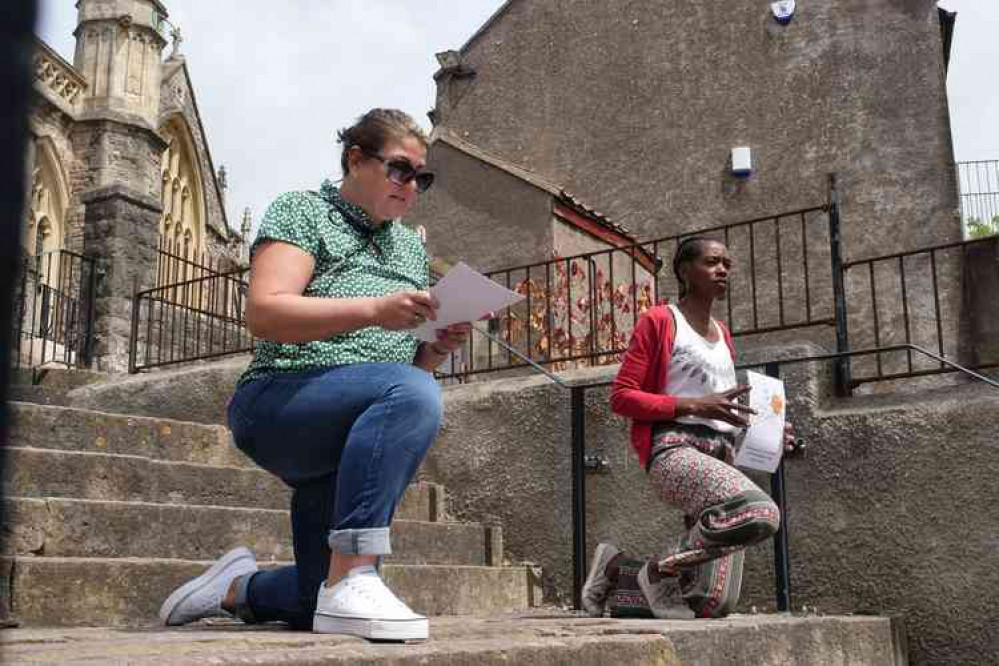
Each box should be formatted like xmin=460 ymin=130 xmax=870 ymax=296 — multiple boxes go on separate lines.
xmin=124 ymin=181 xmax=999 ymax=394
xmin=439 ymin=204 xmax=835 ymax=382
xmin=129 ymin=267 xmax=252 ymax=373
xmin=12 ymin=250 xmax=96 ymax=370
xmin=957 ymin=159 xmax=999 ymax=235
xmin=841 ymin=234 xmax=999 ymax=387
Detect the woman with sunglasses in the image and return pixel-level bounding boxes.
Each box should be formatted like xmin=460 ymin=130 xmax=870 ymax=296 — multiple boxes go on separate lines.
xmin=158 ymin=109 xmax=466 ymax=642
xmin=581 ymin=237 xmax=795 ymax=620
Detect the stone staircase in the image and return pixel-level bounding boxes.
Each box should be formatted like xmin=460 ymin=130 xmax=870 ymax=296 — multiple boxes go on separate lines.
xmin=1 ymin=371 xmax=535 ymax=627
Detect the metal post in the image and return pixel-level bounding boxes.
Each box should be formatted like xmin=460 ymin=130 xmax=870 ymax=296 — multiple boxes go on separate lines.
xmin=128 ymin=279 xmax=141 ymax=374
xmin=828 ymin=174 xmax=852 ymax=396
xmin=80 ymin=257 xmax=97 ymax=368
xmin=571 ymin=386 xmax=587 ymax=611
xmin=766 ymin=361 xmax=791 ymax=612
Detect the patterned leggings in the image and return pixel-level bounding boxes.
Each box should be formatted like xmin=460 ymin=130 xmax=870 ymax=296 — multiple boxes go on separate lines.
xmin=648 ymin=426 xmax=780 ymax=618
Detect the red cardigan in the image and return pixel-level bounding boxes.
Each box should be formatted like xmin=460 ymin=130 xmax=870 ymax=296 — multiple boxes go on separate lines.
xmin=610 ymin=305 xmax=736 ymax=468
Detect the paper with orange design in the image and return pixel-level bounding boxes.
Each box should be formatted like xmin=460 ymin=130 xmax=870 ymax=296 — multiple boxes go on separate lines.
xmin=733 ymin=370 xmax=786 ymax=473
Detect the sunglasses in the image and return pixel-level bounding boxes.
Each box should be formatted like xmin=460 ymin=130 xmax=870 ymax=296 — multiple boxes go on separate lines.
xmin=361 ymin=149 xmax=435 ymax=193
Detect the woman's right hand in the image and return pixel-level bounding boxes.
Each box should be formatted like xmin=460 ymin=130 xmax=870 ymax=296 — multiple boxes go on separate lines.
xmin=678 ymin=385 xmax=756 ymax=428
xmin=373 ymin=291 xmax=439 ymax=330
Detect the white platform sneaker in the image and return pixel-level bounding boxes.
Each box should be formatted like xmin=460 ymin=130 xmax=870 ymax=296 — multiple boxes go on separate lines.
xmin=159 ymin=547 xmax=257 ymax=626
xmin=313 ymin=566 xmax=428 ymax=641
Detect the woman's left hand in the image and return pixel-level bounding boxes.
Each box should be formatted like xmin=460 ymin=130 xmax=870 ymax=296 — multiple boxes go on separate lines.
xmin=783 ymin=422 xmax=804 ymax=455
xmin=430 ymin=323 xmax=471 ymax=355
xmin=415 ymin=323 xmax=472 ymax=371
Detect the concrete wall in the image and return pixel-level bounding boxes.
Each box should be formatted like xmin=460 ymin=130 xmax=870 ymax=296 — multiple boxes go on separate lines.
xmin=423 ymin=354 xmax=999 ymax=666
xmin=434 ymin=0 xmax=961 ymax=259
xmin=964 ymin=238 xmax=999 ymax=369
xmin=408 ymin=141 xmax=554 ymax=272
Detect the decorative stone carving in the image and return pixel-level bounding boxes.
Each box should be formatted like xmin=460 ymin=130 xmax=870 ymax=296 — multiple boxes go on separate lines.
xmin=33 ymin=42 xmax=87 ymax=114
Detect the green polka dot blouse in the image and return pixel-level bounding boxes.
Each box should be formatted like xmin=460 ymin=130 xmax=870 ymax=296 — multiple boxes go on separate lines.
xmin=238 ymin=180 xmax=428 ymax=386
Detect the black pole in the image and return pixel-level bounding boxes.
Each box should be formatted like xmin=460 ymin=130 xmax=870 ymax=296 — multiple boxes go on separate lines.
xmin=571 ymin=386 xmax=587 ymax=611
xmin=828 ymin=174 xmax=852 ymax=397
xmin=0 ymin=0 xmax=39 ymax=563
xmin=765 ymin=361 xmax=791 ymax=612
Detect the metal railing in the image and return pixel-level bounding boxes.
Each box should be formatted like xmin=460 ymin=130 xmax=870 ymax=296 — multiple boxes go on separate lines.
xmin=129 ymin=267 xmax=252 ymax=373
xmin=841 ymin=234 xmax=999 ymax=387
xmin=12 ymin=250 xmax=96 ymax=371
xmin=438 ymin=203 xmax=835 ymax=382
xmin=957 ymin=160 xmax=999 ymax=235
xmin=157 ymin=237 xmax=229 ymax=285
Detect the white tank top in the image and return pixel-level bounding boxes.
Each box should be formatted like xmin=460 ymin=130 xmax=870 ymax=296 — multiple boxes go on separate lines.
xmin=663 ymin=304 xmax=739 ymax=434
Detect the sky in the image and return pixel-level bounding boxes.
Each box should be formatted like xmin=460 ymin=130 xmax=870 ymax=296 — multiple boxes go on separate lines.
xmin=37 ymin=0 xmax=998 ymax=234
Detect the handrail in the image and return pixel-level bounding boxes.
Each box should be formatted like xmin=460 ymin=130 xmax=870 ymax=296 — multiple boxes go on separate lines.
xmin=841 ymin=234 xmax=997 ymax=270
xmin=738 ymin=343 xmax=999 ymax=390
xmin=468 ymin=322 xmax=569 ymax=388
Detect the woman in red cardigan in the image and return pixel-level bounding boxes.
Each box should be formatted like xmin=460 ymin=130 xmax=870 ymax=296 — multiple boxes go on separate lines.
xmin=582 ymin=237 xmax=786 ymax=620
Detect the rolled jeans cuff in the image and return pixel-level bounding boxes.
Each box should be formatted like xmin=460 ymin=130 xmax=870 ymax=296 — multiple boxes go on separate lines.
xmin=232 ymin=572 xmax=258 ymax=624
xmin=329 ymin=527 xmax=392 ymax=555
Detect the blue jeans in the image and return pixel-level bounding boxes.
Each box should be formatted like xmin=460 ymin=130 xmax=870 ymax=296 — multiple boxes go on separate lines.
xmin=226 ymin=362 xmax=442 ymax=629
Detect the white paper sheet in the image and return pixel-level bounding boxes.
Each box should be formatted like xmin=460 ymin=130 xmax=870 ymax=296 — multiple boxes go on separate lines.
xmin=413 ymin=262 xmax=525 ymax=342
xmin=732 ymin=371 xmax=786 ymax=473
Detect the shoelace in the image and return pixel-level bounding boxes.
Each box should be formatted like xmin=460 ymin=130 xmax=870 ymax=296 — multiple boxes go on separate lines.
xmin=348 ymin=576 xmax=408 ymax=612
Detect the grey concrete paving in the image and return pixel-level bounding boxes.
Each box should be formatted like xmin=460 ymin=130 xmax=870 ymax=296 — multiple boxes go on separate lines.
xmin=4 ymin=557 xmax=532 ymax=627
xmin=0 ymin=613 xmax=904 ymax=665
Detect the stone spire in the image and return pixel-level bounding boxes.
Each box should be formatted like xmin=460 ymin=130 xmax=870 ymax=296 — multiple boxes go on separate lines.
xmin=240 ymin=208 xmax=253 ymax=263
xmin=73 ymin=0 xmax=169 ymax=128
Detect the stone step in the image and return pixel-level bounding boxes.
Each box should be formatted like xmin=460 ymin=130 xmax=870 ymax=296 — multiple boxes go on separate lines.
xmin=11 ymin=367 xmax=108 ymax=391
xmin=0 ymin=615 xmax=906 ymax=665
xmin=7 ymin=386 xmax=70 ymax=407
xmin=2 ymin=447 xmax=444 ymax=521
xmin=7 ymin=402 xmax=249 ymax=468
xmin=2 ymin=557 xmax=533 ymax=627
xmin=2 ymin=497 xmax=499 ymax=566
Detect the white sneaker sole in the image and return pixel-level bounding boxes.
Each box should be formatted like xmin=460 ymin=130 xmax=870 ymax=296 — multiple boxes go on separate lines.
xmin=158 ymin=547 xmax=256 ymax=626
xmin=313 ymin=613 xmax=429 ymax=641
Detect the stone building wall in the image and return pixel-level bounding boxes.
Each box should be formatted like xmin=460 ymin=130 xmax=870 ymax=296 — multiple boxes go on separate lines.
xmin=432 ymin=0 xmax=961 ymax=261
xmin=412 ymin=140 xmax=554 ymax=272
xmin=27 ymin=103 xmax=80 ymax=254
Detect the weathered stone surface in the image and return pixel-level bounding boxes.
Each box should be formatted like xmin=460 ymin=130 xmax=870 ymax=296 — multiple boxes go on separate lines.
xmin=2 ymin=497 xmax=490 ymax=565
xmin=11 ymin=367 xmax=108 ymax=391
xmin=81 ymin=184 xmax=162 ymax=373
xmin=3 ymin=557 xmax=532 ymax=627
xmin=426 ymin=1 xmax=959 ymax=261
xmin=8 ymin=401 xmax=246 ymax=467
xmin=3 ymin=446 xmax=290 ymax=509
xmin=66 ymin=355 xmax=249 ymax=425
xmin=964 ymin=239 xmax=999 ymax=368
xmin=7 ymin=386 xmax=70 ymax=407
xmin=0 ymin=614 xmax=903 ymax=665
